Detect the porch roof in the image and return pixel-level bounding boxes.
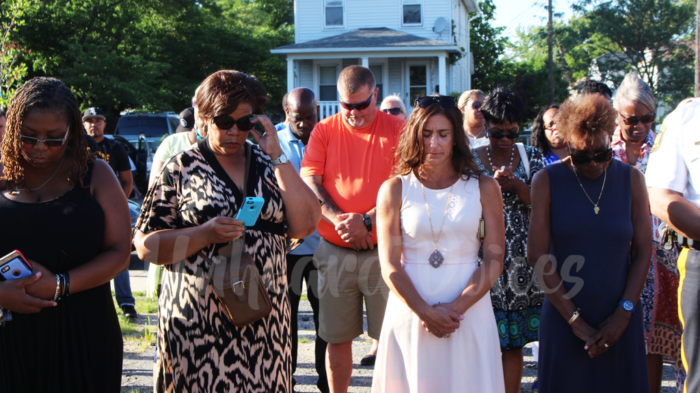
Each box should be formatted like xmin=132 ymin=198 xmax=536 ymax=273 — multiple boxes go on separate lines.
xmin=270 ymin=28 xmax=459 ymax=55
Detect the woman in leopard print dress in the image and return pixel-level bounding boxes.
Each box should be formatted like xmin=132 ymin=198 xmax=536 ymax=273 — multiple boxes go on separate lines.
xmin=134 ymin=71 xmax=321 ymax=392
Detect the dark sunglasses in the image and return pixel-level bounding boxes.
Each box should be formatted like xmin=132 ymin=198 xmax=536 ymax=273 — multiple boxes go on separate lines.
xmin=213 ymin=115 xmax=254 ymax=131
xmin=415 ymin=96 xmax=457 ymax=109
xmin=382 ymin=107 xmax=403 ymax=116
xmin=340 ymin=92 xmax=374 ymax=111
xmin=470 ymin=101 xmax=482 ymax=110
xmin=620 ymin=112 xmax=655 ymax=126
xmin=489 ymin=131 xmax=519 ymax=140
xmin=569 ymin=148 xmax=613 ymax=166
xmin=20 ymin=126 xmax=70 ymax=147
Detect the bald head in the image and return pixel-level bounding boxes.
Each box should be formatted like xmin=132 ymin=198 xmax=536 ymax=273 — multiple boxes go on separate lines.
xmin=285 ymin=87 xmax=318 ymax=145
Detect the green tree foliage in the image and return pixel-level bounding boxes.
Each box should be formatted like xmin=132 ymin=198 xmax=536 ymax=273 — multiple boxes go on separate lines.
xmin=468 ymin=0 xmax=508 ymax=92
xmin=0 ymin=0 xmax=29 ymax=110
xmin=14 ymin=0 xmax=292 ymax=129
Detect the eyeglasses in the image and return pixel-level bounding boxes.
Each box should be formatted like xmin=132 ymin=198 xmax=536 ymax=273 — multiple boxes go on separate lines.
xmin=569 ymin=149 xmax=613 ymax=166
xmin=20 ymin=126 xmax=70 ymax=147
xmin=489 ymin=132 xmax=519 ymax=140
xmin=212 ymin=115 xmax=254 ymax=132
xmin=340 ymin=92 xmax=374 ymax=111
xmin=470 ymin=101 xmax=482 ymax=110
xmin=415 ymin=96 xmax=457 ymax=109
xmin=382 ymin=107 xmax=403 ymax=116
xmin=619 ymin=112 xmax=655 ymax=126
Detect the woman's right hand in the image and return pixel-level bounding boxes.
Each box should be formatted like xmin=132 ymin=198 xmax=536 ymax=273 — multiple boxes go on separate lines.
xmin=201 ymin=217 xmax=246 ymax=244
xmin=570 ymin=317 xmax=599 ymax=351
xmin=419 ymin=304 xmax=463 ymax=338
xmin=0 ymin=272 xmax=57 ymax=314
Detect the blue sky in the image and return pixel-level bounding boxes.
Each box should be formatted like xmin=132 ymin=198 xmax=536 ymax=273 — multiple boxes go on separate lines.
xmin=491 ymin=0 xmax=576 ymax=41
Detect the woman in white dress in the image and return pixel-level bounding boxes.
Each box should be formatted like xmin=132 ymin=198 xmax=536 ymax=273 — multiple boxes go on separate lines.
xmin=372 ymin=95 xmax=506 ymax=393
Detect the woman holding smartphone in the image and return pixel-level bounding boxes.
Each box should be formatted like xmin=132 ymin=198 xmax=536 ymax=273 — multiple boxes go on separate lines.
xmin=0 ymin=77 xmax=132 ymax=392
xmin=134 ymin=70 xmax=320 ymax=393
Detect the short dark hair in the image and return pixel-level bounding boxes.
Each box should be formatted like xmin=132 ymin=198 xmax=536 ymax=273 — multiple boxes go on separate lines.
xmin=196 ymin=70 xmax=269 ymax=119
xmin=481 ymin=86 xmax=526 ymax=125
xmin=338 ymin=65 xmax=376 ymax=95
xmin=579 ymin=80 xmax=612 ymax=98
xmin=281 ymin=93 xmax=289 ymax=111
xmin=530 ymin=103 xmax=560 ymax=154
xmin=557 ymin=94 xmax=616 ymax=146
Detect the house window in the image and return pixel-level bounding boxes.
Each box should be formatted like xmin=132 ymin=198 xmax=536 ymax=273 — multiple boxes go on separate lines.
xmin=369 ymin=65 xmax=383 ymax=102
xmin=319 ymin=66 xmax=337 ymax=101
xmin=409 ymin=65 xmax=427 ymax=106
xmin=403 ymin=0 xmax=422 ymax=25
xmin=325 ymin=0 xmax=344 ymax=27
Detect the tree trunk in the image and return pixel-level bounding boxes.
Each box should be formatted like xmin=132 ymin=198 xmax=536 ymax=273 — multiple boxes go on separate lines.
xmin=548 ymin=0 xmax=554 ymax=104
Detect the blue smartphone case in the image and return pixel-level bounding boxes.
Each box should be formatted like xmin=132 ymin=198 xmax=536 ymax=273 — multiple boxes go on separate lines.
xmin=235 ymin=197 xmax=265 ymax=227
xmin=0 ymin=251 xmax=33 ymax=281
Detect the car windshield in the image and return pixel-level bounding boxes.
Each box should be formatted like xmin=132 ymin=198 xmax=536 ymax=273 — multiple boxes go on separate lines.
xmin=116 ymin=116 xmax=169 ymax=137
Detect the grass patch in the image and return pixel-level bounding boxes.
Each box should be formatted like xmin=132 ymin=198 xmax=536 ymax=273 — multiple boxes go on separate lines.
xmin=298 ymin=338 xmax=311 ymax=344
xmin=300 ymin=293 xmax=308 ymax=301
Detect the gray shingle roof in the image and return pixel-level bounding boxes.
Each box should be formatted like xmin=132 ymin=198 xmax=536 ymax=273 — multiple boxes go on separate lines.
xmin=272 ymin=28 xmax=456 ymax=52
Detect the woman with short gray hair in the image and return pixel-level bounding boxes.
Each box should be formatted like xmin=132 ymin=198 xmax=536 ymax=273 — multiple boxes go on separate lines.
xmin=380 ymin=94 xmax=408 ymax=122
xmin=611 ymin=72 xmax=686 ymax=392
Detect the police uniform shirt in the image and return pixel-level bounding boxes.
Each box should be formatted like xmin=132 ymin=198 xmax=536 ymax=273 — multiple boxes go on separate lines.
xmin=646 ymin=98 xmax=700 ymax=209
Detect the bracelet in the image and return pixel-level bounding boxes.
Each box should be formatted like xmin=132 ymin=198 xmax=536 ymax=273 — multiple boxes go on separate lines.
xmin=53 ymin=274 xmax=61 ymax=301
xmin=63 ymin=272 xmax=70 ymax=297
xmin=568 ymin=308 xmax=581 ymax=325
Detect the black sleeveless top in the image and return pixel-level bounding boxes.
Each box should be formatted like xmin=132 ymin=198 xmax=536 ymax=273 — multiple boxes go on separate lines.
xmin=0 ymin=164 xmax=123 ymax=392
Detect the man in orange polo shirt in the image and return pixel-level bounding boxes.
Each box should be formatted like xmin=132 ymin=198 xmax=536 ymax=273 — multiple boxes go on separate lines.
xmin=302 ymin=65 xmax=404 ymax=393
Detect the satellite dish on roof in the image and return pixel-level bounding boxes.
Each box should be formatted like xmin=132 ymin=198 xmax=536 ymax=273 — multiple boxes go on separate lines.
xmin=433 ymin=17 xmax=448 ymax=34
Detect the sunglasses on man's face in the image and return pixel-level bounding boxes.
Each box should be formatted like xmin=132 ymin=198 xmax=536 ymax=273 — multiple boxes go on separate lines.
xmin=382 ymin=107 xmax=403 ymax=116
xmin=415 ymin=96 xmax=457 ymax=109
xmin=340 ymin=92 xmax=374 ymax=112
xmin=20 ymin=126 xmax=70 ymax=147
xmin=213 ymin=115 xmax=254 ymax=132
xmin=569 ymin=148 xmax=613 ymax=166
xmin=620 ymin=112 xmax=655 ymax=126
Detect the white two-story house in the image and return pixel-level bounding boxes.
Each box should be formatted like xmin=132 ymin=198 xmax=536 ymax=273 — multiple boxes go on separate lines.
xmin=271 ymin=0 xmax=480 ymax=118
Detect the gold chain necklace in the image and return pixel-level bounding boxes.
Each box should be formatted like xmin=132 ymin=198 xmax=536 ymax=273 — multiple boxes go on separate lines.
xmin=419 ymin=174 xmax=455 ymax=268
xmin=572 ymin=165 xmax=607 ymax=214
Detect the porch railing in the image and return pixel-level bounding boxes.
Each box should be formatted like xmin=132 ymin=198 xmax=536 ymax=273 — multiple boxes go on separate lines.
xmin=318 ymin=101 xmax=340 ymax=120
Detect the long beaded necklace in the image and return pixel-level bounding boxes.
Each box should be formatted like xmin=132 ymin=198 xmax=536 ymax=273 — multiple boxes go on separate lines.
xmin=486 ymin=145 xmax=514 ymax=172
xmin=572 ymin=164 xmax=607 ymax=214
xmin=419 ymin=173 xmax=455 ymax=269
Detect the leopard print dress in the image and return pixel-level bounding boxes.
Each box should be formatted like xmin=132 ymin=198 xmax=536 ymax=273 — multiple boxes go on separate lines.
xmin=136 ymin=139 xmax=291 ymax=393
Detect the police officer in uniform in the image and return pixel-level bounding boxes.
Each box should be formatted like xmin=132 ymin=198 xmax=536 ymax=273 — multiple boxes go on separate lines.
xmin=647 ymin=97 xmax=700 ymax=393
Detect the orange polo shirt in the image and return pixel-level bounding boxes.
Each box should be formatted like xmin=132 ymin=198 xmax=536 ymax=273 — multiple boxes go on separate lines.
xmin=301 ymin=111 xmax=404 ymax=248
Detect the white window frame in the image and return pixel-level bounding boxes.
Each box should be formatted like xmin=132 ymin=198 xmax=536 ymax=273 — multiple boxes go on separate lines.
xmin=401 ymin=0 xmax=423 ymax=27
xmin=368 ymin=59 xmax=389 ymax=106
xmin=314 ymin=59 xmax=342 ymax=102
xmin=405 ymin=61 xmax=431 ymax=111
xmin=324 ymin=0 xmax=345 ymax=29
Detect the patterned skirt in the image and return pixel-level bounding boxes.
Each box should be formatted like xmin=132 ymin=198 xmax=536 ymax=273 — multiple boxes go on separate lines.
xmin=494 ymin=308 xmax=541 ymax=351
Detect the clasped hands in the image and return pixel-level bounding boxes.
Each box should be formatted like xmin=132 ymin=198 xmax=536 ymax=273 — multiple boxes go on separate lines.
xmin=571 ymin=308 xmax=631 ymax=358
xmin=491 ymin=166 xmax=524 ymax=192
xmin=419 ymin=301 xmax=464 ymax=339
xmin=335 ymin=213 xmax=373 ymax=251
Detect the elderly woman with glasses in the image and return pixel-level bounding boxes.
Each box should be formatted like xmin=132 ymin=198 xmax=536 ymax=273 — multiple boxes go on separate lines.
xmin=134 ymin=70 xmax=321 ymax=392
xmin=471 ymin=86 xmax=545 ymax=393
xmin=380 ymin=94 xmax=408 ymax=122
xmin=528 ymin=93 xmax=651 ymax=392
xmin=612 ymin=73 xmax=685 ymax=392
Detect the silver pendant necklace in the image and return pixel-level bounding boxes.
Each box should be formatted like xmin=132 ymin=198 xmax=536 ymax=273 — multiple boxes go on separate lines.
xmin=486 ymin=145 xmax=514 ymax=172
xmin=419 ymin=173 xmax=455 ymax=268
xmin=572 ymin=164 xmax=607 ymax=214
xmin=9 ymin=155 xmax=65 ymax=196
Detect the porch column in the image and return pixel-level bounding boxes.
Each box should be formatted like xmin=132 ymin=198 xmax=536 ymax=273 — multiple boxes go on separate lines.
xmin=438 ymin=54 xmax=447 ymax=95
xmin=287 ymin=58 xmax=294 ymax=92
xmin=361 ymin=57 xmax=369 ymax=68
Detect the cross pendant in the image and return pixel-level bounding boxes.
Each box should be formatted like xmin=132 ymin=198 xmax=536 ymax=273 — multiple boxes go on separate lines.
xmin=594 ymin=206 xmax=600 ymax=214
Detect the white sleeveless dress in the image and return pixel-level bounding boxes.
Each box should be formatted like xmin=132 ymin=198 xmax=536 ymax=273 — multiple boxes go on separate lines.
xmin=371 ymin=173 xmax=505 ymax=393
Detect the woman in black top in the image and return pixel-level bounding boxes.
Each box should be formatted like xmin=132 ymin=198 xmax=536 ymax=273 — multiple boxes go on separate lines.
xmin=0 ymin=77 xmax=132 ymax=391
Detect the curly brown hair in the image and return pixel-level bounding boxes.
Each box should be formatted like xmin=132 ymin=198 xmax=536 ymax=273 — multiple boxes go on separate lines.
xmin=1 ymin=77 xmax=90 ymax=188
xmin=393 ymin=99 xmax=480 ymax=180
xmin=556 ymin=93 xmax=616 ymax=146
xmin=196 ymin=70 xmax=269 ymax=119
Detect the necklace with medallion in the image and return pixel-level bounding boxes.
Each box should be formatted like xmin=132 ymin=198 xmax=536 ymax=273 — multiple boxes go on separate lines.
xmin=419 ymin=173 xmax=455 ymax=268
xmin=572 ymin=163 xmax=608 ymax=214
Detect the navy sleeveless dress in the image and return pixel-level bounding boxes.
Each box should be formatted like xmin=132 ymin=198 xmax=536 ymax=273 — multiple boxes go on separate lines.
xmin=0 ymin=165 xmax=123 ymax=392
xmin=538 ymin=160 xmax=649 ymax=392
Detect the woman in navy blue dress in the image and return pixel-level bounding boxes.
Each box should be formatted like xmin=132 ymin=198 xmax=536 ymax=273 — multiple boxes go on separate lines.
xmin=527 ymin=93 xmax=651 ymax=392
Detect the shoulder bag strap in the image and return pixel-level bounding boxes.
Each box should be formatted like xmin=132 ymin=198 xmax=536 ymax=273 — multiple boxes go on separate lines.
xmin=516 ymin=143 xmax=530 ymax=179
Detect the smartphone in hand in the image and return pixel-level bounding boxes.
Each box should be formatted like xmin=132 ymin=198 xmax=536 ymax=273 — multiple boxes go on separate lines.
xmin=0 ymin=250 xmax=33 ymax=281
xmin=235 ymin=197 xmax=265 ymax=227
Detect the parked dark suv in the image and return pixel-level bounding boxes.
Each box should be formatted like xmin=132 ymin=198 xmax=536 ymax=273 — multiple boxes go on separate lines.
xmin=114 ymin=112 xmax=179 ymax=153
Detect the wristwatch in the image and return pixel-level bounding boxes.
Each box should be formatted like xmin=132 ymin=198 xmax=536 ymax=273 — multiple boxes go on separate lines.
xmin=619 ymin=300 xmax=635 ymax=314
xmin=362 ymin=213 xmax=372 ymax=232
xmin=271 ymin=153 xmax=288 ymax=166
